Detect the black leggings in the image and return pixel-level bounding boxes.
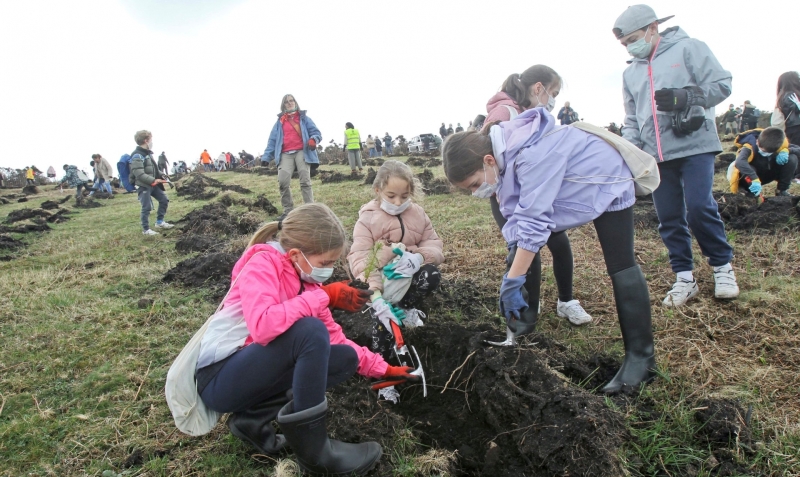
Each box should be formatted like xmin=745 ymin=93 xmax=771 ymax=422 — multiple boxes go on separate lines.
xmin=593 ymin=206 xmax=637 ymax=275
xmin=491 ymin=195 xmax=573 ymax=301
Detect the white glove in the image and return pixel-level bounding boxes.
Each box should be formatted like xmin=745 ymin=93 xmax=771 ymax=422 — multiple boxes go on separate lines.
xmin=393 ymin=252 xmax=423 ymax=277
xmin=371 ymin=297 xmax=405 ymax=330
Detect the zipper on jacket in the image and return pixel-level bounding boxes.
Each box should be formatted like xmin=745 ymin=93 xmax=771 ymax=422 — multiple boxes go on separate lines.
xmin=647 ymin=63 xmax=665 ymax=162
xmin=397 ymin=215 xmax=406 ymax=242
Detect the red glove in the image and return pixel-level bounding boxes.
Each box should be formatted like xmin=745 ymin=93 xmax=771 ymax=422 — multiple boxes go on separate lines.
xmin=321 ymin=280 xmax=372 ymax=312
xmin=371 ymin=366 xmax=420 ymax=390
xmin=307 ymin=138 xmax=316 ymax=149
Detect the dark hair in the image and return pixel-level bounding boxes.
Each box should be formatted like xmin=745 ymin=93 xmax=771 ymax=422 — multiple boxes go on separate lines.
xmin=345 ymin=122 xmax=354 ymax=129
xmin=280 ymin=94 xmax=298 ymax=113
xmin=776 ymin=71 xmax=800 ymax=107
xmin=500 ymin=65 xmax=562 ymax=109
xmin=758 ymin=127 xmax=785 ymax=152
xmin=442 ymin=129 xmax=494 ymax=184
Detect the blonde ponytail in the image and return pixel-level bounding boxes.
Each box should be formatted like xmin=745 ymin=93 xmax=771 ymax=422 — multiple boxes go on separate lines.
xmin=246 ymin=203 xmax=348 ymax=257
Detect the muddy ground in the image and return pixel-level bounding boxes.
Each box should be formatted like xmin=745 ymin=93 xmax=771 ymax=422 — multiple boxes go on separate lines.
xmin=176 ymin=174 xmax=253 ymax=200
xmin=318 ymin=169 xmax=365 ymax=184
xmin=417 ymin=169 xmax=452 ymax=195
xmin=174 ymin=202 xmax=262 ymax=237
xmin=715 ymin=193 xmax=800 ymax=232
xmin=363 ymin=167 xmax=377 ymax=185
xmin=407 ymin=156 xmax=443 ymax=168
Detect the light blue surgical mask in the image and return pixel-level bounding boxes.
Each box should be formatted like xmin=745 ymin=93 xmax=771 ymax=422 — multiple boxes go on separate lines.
xmin=627 ymin=29 xmax=654 ymax=59
xmin=297 ymin=251 xmax=334 ymax=284
xmin=758 ymin=148 xmax=772 ymax=157
xmin=472 ymin=164 xmax=500 ymax=199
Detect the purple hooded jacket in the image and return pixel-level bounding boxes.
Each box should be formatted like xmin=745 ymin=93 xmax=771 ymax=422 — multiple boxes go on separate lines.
xmin=493 ymin=107 xmax=636 ymax=254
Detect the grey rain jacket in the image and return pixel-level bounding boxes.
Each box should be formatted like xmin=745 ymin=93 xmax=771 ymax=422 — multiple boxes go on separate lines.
xmin=622 ymin=26 xmax=732 ymax=162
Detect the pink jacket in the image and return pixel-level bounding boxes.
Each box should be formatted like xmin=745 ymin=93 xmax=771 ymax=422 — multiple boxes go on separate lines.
xmin=484 ymin=91 xmax=523 ymax=129
xmin=348 ymin=200 xmax=444 ymax=290
xmin=224 ymin=243 xmax=388 ymax=378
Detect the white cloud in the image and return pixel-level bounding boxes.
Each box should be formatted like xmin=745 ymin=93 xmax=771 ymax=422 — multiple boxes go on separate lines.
xmin=1 ymin=0 xmax=795 ymax=171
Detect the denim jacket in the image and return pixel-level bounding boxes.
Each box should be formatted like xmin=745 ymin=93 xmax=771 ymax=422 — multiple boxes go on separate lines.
xmin=263 ymin=110 xmax=322 ymax=166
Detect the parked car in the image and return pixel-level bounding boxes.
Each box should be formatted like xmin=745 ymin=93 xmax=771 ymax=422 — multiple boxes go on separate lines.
xmin=407 ymin=133 xmax=437 ymax=152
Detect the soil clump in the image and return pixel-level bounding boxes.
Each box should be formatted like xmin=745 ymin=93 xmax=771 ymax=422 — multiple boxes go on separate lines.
xmin=327 ymin=314 xmax=630 ymax=476
xmin=715 ymin=193 xmax=800 ymax=232
xmin=249 ymin=195 xmax=279 ymax=215
xmin=406 ymin=156 xmax=443 ymax=168
xmin=362 ymin=167 xmax=377 ymax=185
xmin=363 ymin=158 xmax=384 ymax=167
xmin=175 ymin=202 xmax=261 ymax=236
xmin=176 ymin=174 xmax=252 ymax=200
xmin=417 ymin=169 xmax=451 ymax=195
xmin=175 ymin=235 xmax=218 ymax=254
xmin=17 ymin=197 xmax=28 ymax=203
xmin=45 ymin=209 xmax=70 ymax=224
xmin=5 ymin=208 xmax=52 ymax=224
xmin=75 ymin=196 xmax=103 ymax=208
xmin=715 ymin=152 xmax=737 ymax=172
xmin=162 ymin=252 xmax=240 ymax=298
xmin=40 ymin=200 xmax=60 ymax=210
xmin=318 ymin=170 xmax=364 ymax=183
xmin=0 ymin=235 xmax=23 ymax=251
xmin=21 ymin=185 xmax=40 ymax=195
xmin=0 ymin=223 xmax=51 ymax=234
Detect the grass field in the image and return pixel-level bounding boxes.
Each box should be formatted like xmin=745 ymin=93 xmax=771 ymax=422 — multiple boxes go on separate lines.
xmin=0 ymin=154 xmax=798 ymax=477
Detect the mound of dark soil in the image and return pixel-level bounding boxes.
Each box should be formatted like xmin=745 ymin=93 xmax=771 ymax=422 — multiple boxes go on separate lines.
xmin=0 ymin=235 xmax=23 ymax=250
xmin=175 ymin=202 xmax=261 ymax=236
xmin=249 ymin=195 xmax=279 ymax=215
xmin=715 ymin=193 xmax=800 ymax=231
xmin=695 ymin=399 xmax=751 ymax=447
xmin=58 ymin=196 xmax=71 ymax=204
xmin=363 ymin=158 xmax=384 ymax=167
xmin=0 ymin=197 xmax=9 ymax=205
xmin=45 ymin=209 xmax=70 ymax=224
xmin=407 ymin=156 xmax=442 ymax=168
xmin=0 ymin=223 xmax=51 ymax=234
xmin=327 ymin=317 xmax=629 ymax=476
xmin=363 ymin=167 xmax=377 ymax=185
xmin=715 ymin=152 xmax=737 ymax=172
xmin=418 ymin=169 xmax=452 ymax=195
xmin=318 ymin=170 xmax=364 ymax=183
xmin=175 ymin=234 xmax=218 ymax=254
xmin=176 ymin=174 xmax=253 ymax=200
xmin=5 ymin=208 xmax=51 ymax=224
xmin=22 ymin=185 xmax=40 ymax=195
xmin=218 ymin=194 xmax=249 ymax=207
xmin=162 ymin=252 xmax=239 ymax=298
xmin=75 ymin=196 xmax=103 ymax=208
xmin=17 ymin=197 xmax=28 ymax=203
xmin=40 ymin=200 xmax=60 ymax=210
xmin=92 ymin=191 xmax=115 ymax=199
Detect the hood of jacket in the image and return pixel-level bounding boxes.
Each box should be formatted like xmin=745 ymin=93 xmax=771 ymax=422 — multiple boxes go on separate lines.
xmin=276 ymin=109 xmax=306 ymax=118
xmin=486 ymin=92 xmax=522 ymax=120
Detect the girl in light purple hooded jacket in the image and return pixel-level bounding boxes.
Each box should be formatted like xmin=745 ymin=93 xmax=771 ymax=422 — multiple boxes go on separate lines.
xmin=443 ymin=107 xmax=656 ymax=394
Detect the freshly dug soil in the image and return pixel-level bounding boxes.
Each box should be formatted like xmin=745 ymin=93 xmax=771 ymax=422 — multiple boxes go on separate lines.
xmin=17 ymin=197 xmax=28 ymax=203
xmin=58 ymin=196 xmax=71 ymax=204
xmin=327 ymin=316 xmax=630 ymax=476
xmin=45 ymin=209 xmax=70 ymax=224
xmin=5 ymin=208 xmax=51 ymax=224
xmin=249 ymin=195 xmax=279 ymax=215
xmin=715 ymin=193 xmax=800 ymax=231
xmin=176 ymin=174 xmax=253 ymax=200
xmin=21 ymin=185 xmax=40 ymax=195
xmin=162 ymin=252 xmax=240 ymax=298
xmin=0 ymin=223 xmax=51 ymax=234
xmin=363 ymin=158 xmax=384 ymax=167
xmin=715 ymin=152 xmax=737 ymax=172
xmin=694 ymin=398 xmax=751 ymax=447
xmin=318 ymin=170 xmax=365 ymax=183
xmin=40 ymin=200 xmax=60 ymax=210
xmin=92 ymin=191 xmax=115 ymax=199
xmin=175 ymin=234 xmax=218 ymax=254
xmin=175 ymin=202 xmax=261 ymax=236
xmin=363 ymin=167 xmax=377 ymax=185
xmin=417 ymin=169 xmax=452 ymax=195
xmin=74 ymin=196 xmax=103 ymax=208
xmin=0 ymin=235 xmax=23 ymax=250
xmin=218 ymin=194 xmax=249 ymax=207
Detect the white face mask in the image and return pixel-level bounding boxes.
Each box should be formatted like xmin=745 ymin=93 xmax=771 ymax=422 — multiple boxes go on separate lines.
xmin=147 ymin=140 xmax=154 ymax=151
xmin=472 ymin=164 xmax=500 ymax=199
xmin=380 ymin=198 xmax=412 ymax=215
xmin=296 ymin=251 xmax=334 ymax=284
xmin=534 ymin=86 xmax=556 ymax=112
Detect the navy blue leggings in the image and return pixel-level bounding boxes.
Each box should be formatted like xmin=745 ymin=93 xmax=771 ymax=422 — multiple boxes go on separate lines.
xmin=199 ymin=318 xmax=358 ymax=413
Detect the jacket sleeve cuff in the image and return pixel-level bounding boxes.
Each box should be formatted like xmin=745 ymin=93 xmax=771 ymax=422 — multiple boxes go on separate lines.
xmin=516 ymin=238 xmax=543 ymax=254
xmin=304 ymin=288 xmax=330 ymax=312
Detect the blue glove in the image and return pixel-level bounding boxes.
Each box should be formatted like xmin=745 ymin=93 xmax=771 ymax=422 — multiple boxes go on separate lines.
xmin=776 ymin=150 xmax=789 ymax=166
xmin=748 ymin=179 xmax=762 ymax=196
xmin=499 ymin=273 xmax=528 ymax=331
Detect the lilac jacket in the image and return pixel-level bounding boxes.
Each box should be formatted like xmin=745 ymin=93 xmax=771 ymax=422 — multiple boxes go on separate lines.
xmin=494 ymin=108 xmax=636 ymax=254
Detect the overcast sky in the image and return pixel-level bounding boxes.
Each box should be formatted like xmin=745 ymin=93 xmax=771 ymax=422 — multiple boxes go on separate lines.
xmin=1 ymin=0 xmax=796 ymax=171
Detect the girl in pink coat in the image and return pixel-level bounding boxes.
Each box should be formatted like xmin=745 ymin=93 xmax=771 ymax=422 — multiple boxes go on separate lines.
xmin=195 ymin=203 xmax=416 ymax=476
xmin=347 ymin=161 xmax=444 ymax=361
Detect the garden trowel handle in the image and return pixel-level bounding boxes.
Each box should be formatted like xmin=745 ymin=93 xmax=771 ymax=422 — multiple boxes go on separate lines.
xmin=390 ymin=320 xmax=405 ymax=349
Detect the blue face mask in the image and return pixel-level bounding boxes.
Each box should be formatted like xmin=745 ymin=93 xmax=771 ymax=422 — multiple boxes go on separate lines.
xmin=297 ymin=251 xmax=334 ymax=284
xmin=627 ymin=29 xmax=654 ymax=59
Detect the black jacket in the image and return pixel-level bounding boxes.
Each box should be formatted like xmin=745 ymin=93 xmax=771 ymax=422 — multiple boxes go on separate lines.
xmin=779 ymin=93 xmax=800 ymax=129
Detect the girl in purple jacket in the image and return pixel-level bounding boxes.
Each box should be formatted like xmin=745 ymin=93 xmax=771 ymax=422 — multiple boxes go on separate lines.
xmin=442 ymin=107 xmax=656 ymax=394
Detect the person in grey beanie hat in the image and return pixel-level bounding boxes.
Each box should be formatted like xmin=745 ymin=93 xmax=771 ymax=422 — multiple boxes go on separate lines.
xmin=611 ymin=5 xmax=739 ymax=310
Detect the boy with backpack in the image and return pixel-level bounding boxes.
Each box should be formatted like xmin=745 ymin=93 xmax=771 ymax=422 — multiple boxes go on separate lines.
xmin=729 ymin=127 xmax=799 ymax=197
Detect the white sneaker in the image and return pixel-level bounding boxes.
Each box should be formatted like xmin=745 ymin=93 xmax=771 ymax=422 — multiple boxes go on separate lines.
xmin=662 ymin=278 xmax=699 ymax=307
xmin=557 ymin=299 xmax=592 ymax=325
xmin=143 ymin=229 xmax=159 ymax=236
xmin=713 ymin=267 xmax=740 ymax=299
xmin=154 ymin=221 xmax=174 ymax=229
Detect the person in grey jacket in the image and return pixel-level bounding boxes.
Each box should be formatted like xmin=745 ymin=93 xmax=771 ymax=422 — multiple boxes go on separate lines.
xmin=613 ymin=4 xmax=738 ymax=307
xmin=130 ymin=130 xmax=173 ymax=236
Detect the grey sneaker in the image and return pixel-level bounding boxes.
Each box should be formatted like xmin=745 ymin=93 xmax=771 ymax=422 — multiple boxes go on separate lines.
xmin=143 ymin=229 xmax=159 ymax=236
xmin=154 ymin=221 xmax=174 ymax=229
xmin=662 ymin=278 xmax=699 ymax=307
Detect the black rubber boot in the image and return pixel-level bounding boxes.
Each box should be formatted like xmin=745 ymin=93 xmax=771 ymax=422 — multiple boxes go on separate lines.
xmin=277 ymin=398 xmax=382 ymax=476
xmin=506 ymin=245 xmax=540 ymax=337
xmin=602 ymin=265 xmax=657 ymax=394
xmin=227 ymin=392 xmax=290 ymax=455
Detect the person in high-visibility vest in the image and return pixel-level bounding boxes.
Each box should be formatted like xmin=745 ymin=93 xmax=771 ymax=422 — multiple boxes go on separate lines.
xmin=344 ymin=122 xmax=363 ymax=173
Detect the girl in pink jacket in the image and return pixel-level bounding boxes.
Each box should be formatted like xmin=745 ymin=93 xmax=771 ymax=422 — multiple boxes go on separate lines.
xmin=347 ymin=161 xmax=444 ymax=361
xmin=195 ymin=203 xmax=416 ymax=476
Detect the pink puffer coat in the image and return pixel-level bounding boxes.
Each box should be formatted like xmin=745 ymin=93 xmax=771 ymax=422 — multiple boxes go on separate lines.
xmin=348 ymin=200 xmax=444 ymax=290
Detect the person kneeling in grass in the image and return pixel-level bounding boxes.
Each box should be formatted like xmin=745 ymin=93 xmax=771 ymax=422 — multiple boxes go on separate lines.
xmin=130 ymin=130 xmax=173 ymax=236
xmin=729 ymin=127 xmax=799 ymax=198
